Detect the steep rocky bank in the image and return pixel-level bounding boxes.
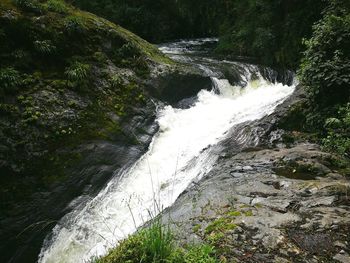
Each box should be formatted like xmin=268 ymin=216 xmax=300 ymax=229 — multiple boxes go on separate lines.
xmin=162 ymin=86 xmax=350 ymax=262
xmin=0 ymin=1 xmax=212 ymax=262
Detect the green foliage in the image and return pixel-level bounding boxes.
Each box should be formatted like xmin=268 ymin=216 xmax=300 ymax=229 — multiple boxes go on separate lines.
xmin=45 ymin=0 xmax=68 ymax=14
xmin=94 ymin=219 xmax=218 ymax=263
xmin=110 ymin=75 xmax=123 ymax=89
xmin=64 ymin=15 xmax=85 ymax=35
xmin=299 ymin=0 xmax=350 ymax=105
xmin=140 ymin=220 xmax=175 ymax=263
xmin=183 ymin=245 xmax=217 ymax=263
xmin=72 ymin=0 xmax=326 ymax=67
xmin=33 ymin=40 xmax=56 ymax=55
xmin=72 ymin=0 xmax=224 ymax=42
xmin=205 ymin=218 xmax=237 ymax=235
xmin=115 ymin=43 xmax=141 ymax=59
xmin=65 ymin=61 xmax=90 ymax=89
xmin=96 ymin=220 xmax=177 ymax=263
xmin=322 ymin=103 xmax=350 ymax=156
xmin=294 ymin=0 xmax=350 ymax=156
xmin=0 ymin=103 xmax=19 ymax=115
xmin=216 ymin=0 xmax=325 ymax=68
xmin=0 ymin=67 xmax=21 ymax=93
xmin=13 ymin=0 xmax=43 ymax=13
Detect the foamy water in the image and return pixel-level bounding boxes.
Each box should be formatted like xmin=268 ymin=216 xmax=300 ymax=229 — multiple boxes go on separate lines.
xmin=39 ymin=40 xmax=295 ymax=263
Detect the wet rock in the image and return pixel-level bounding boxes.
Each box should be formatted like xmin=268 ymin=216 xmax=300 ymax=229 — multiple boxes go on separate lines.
xmin=243 ymin=165 xmax=254 ymax=171
xmin=161 ymin=110 xmax=350 ymax=262
xmin=301 ymin=196 xmax=336 ymax=208
xmin=333 ymin=252 xmax=350 ymax=263
xmin=147 ymin=71 xmax=212 ymax=105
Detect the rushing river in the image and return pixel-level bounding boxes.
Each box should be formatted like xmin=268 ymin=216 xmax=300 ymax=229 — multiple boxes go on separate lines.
xmin=39 ymin=39 xmax=296 ymax=263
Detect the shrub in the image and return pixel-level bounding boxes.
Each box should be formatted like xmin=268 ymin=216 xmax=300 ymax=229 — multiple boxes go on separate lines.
xmin=322 ymin=103 xmax=350 ymax=156
xmin=45 ymin=0 xmax=68 ymax=14
xmin=0 ymin=67 xmax=21 ymax=93
xmin=295 ymin=0 xmax=350 ymax=157
xmin=299 ymin=0 xmax=350 ymax=106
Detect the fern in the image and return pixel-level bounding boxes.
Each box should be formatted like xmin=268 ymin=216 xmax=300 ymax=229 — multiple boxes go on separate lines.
xmin=65 ymin=62 xmax=90 ymax=89
xmin=34 ymin=40 xmax=56 ymax=55
xmin=0 ymin=67 xmax=21 ymax=93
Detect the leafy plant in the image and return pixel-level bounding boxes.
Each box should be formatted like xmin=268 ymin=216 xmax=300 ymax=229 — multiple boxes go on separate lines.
xmin=299 ymin=0 xmax=350 ymax=106
xmin=0 ymin=67 xmax=22 ymax=93
xmin=184 ymin=245 xmax=217 ymax=263
xmin=34 ymin=40 xmax=56 ymax=55
xmin=65 ymin=61 xmax=90 ymax=89
xmin=322 ymin=103 xmax=350 ymax=156
xmin=110 ymin=75 xmax=123 ymax=89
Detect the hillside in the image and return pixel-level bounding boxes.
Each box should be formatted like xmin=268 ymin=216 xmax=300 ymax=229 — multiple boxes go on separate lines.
xmin=0 ymin=0 xmax=200 ymax=261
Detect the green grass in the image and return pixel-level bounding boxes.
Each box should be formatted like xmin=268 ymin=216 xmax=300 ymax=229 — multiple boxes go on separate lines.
xmin=94 ymin=219 xmax=218 ymax=263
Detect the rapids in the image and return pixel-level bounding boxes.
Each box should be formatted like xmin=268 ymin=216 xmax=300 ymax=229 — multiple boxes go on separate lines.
xmin=39 ymin=39 xmax=295 ymax=263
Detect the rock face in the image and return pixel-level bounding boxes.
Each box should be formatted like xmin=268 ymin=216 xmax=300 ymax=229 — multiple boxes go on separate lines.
xmin=162 ymin=86 xmax=350 ymax=262
xmin=0 ymin=2 xmax=211 ymax=262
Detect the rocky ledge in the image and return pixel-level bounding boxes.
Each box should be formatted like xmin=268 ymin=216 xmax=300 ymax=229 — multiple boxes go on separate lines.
xmin=162 ymin=86 xmax=350 ymax=263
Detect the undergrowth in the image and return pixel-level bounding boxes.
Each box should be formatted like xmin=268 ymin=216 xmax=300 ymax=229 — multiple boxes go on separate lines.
xmin=93 ymin=219 xmax=218 ymax=263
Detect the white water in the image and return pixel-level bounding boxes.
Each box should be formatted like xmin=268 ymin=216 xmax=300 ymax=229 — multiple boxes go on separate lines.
xmin=39 ymin=41 xmax=295 ymax=263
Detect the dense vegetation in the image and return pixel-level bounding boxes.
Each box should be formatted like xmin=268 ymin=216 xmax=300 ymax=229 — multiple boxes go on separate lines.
xmin=72 ymin=0 xmax=224 ymax=43
xmin=216 ymin=0 xmax=325 ymax=68
xmin=72 ymin=0 xmax=324 ymax=69
xmin=282 ymin=0 xmax=350 ymax=157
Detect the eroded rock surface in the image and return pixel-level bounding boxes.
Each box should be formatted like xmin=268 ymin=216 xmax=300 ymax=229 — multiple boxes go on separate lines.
xmin=163 ymin=143 xmax=350 ymax=262
xmin=162 ymin=86 xmax=350 ymax=262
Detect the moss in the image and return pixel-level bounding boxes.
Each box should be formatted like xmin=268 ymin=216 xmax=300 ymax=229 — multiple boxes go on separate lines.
xmin=205 ymin=218 xmax=237 ymax=235
xmin=44 ymin=0 xmax=68 ymax=14
xmin=226 ymin=211 xmax=241 ymax=217
xmin=244 ymin=210 xmax=253 ymax=217
xmin=0 ymin=0 xmax=173 ymax=216
xmin=192 ymin=224 xmax=201 ymax=233
xmin=206 ymin=232 xmax=225 ymax=245
xmin=254 ymin=203 xmax=263 ymax=208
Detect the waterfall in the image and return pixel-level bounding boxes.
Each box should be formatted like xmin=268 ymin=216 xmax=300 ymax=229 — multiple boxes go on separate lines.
xmin=38 ymin=39 xmax=295 ymax=263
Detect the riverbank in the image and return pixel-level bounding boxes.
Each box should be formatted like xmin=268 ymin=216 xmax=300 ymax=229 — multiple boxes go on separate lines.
xmin=95 ymin=83 xmax=350 ymax=263
xmin=161 ymin=85 xmax=350 ymax=262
